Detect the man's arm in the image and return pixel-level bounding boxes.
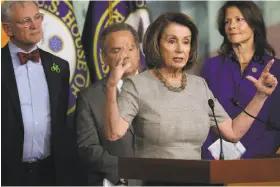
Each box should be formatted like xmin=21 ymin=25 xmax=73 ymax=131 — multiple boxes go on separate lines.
xmin=76 ymin=90 xmax=119 ymax=185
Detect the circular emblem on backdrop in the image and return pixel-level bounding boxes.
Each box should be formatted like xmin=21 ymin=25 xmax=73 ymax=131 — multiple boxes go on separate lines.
xmin=37 ymin=4 xmax=76 ymax=80
xmin=37 ymin=1 xmax=90 ymax=115
xmin=49 ymin=35 xmax=63 ymax=53
xmin=93 ymin=0 xmax=150 ymax=80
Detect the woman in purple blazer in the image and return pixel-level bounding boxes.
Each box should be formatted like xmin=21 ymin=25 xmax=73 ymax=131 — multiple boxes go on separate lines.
xmin=201 ymin=1 xmax=280 ymax=159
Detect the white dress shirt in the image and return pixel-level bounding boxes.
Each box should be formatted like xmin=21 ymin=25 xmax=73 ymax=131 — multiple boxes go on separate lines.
xmin=9 ymin=41 xmax=51 ymax=162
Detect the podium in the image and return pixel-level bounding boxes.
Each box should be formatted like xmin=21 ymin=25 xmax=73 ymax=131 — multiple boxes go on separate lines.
xmin=119 ymin=157 xmax=280 ymax=184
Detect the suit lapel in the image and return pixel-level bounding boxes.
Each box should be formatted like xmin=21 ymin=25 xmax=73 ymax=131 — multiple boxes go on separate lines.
xmin=2 ymin=45 xmax=24 ymax=130
xmin=102 ymin=78 xmax=108 ymax=94
xmin=39 ymin=49 xmax=60 ymax=122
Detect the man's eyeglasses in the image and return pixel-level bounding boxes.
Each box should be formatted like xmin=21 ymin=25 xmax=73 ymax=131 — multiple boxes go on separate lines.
xmin=15 ymin=13 xmax=44 ymax=28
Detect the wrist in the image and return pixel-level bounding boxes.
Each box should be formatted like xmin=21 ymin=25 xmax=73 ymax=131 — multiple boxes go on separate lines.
xmin=253 ymin=93 xmax=268 ymax=102
xmin=107 ymin=79 xmax=118 ymax=88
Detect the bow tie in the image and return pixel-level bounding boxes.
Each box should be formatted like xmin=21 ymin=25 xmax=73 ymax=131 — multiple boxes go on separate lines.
xmin=17 ymin=49 xmax=40 ymax=65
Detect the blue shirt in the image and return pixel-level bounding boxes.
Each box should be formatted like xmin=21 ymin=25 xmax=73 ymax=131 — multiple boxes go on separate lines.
xmin=201 ymin=52 xmax=280 ymax=159
xmin=8 ymin=41 xmax=51 ymax=162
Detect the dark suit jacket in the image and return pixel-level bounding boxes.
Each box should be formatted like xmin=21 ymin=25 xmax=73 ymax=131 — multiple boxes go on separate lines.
xmin=1 ymin=44 xmax=79 ymax=185
xmin=76 ymin=78 xmax=135 ymax=186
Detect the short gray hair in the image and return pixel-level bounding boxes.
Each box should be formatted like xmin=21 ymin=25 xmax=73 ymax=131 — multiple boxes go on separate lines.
xmin=1 ymin=1 xmax=39 ymax=22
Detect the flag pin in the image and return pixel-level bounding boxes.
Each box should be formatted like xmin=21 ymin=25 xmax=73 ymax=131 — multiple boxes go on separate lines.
xmin=252 ymin=67 xmax=257 ymax=73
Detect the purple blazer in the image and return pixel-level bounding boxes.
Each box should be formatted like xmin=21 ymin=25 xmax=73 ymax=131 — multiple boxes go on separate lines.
xmin=201 ymin=52 xmax=280 ymax=159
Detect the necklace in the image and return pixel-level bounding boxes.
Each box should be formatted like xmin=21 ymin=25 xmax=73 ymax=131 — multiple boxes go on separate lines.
xmin=154 ymin=68 xmax=187 ymax=92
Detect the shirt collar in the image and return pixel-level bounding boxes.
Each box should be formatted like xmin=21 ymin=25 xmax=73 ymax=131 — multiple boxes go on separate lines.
xmin=227 ymin=49 xmax=265 ymax=64
xmin=8 ymin=41 xmax=40 ymax=68
xmin=118 ymin=71 xmax=139 ymax=92
xmin=8 ymin=40 xmax=38 ymax=55
xmin=117 ymin=80 xmax=123 ymax=93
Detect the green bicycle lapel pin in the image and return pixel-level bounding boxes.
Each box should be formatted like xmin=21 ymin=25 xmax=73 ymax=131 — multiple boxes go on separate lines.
xmin=51 ymin=63 xmax=60 ymax=73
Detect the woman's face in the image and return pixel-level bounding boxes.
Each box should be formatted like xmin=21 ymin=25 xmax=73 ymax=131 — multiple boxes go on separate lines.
xmin=224 ymin=6 xmax=254 ymax=45
xmin=159 ymin=22 xmax=191 ymax=70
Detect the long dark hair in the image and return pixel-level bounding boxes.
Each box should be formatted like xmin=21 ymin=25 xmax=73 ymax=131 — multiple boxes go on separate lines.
xmin=217 ymin=1 xmax=275 ymax=60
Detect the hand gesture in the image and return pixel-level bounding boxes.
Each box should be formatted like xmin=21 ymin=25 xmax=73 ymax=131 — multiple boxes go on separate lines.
xmin=246 ymin=59 xmax=278 ymax=97
xmin=107 ymin=44 xmax=132 ymax=86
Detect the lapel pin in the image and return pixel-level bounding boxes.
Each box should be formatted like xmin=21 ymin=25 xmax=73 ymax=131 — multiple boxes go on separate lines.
xmin=51 ymin=63 xmax=60 ymax=73
xmin=252 ymin=67 xmax=257 ymax=73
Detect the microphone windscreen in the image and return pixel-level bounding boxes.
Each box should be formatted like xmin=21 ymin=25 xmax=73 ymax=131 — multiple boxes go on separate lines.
xmin=208 ymin=99 xmax=215 ymax=109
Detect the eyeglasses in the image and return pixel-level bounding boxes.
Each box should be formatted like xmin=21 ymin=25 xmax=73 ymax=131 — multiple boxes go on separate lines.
xmin=15 ymin=13 xmax=44 ymax=28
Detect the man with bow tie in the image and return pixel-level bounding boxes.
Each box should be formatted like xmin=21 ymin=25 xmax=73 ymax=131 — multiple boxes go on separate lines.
xmin=1 ymin=1 xmax=79 ymax=185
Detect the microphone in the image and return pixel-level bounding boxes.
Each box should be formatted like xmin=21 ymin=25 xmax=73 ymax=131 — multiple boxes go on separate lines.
xmin=231 ymin=98 xmax=280 ymax=131
xmin=208 ymin=99 xmax=224 ymax=160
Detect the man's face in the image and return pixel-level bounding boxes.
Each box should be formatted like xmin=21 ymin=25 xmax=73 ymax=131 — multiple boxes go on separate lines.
xmin=3 ymin=2 xmax=43 ymax=49
xmin=102 ymin=30 xmax=140 ymax=76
